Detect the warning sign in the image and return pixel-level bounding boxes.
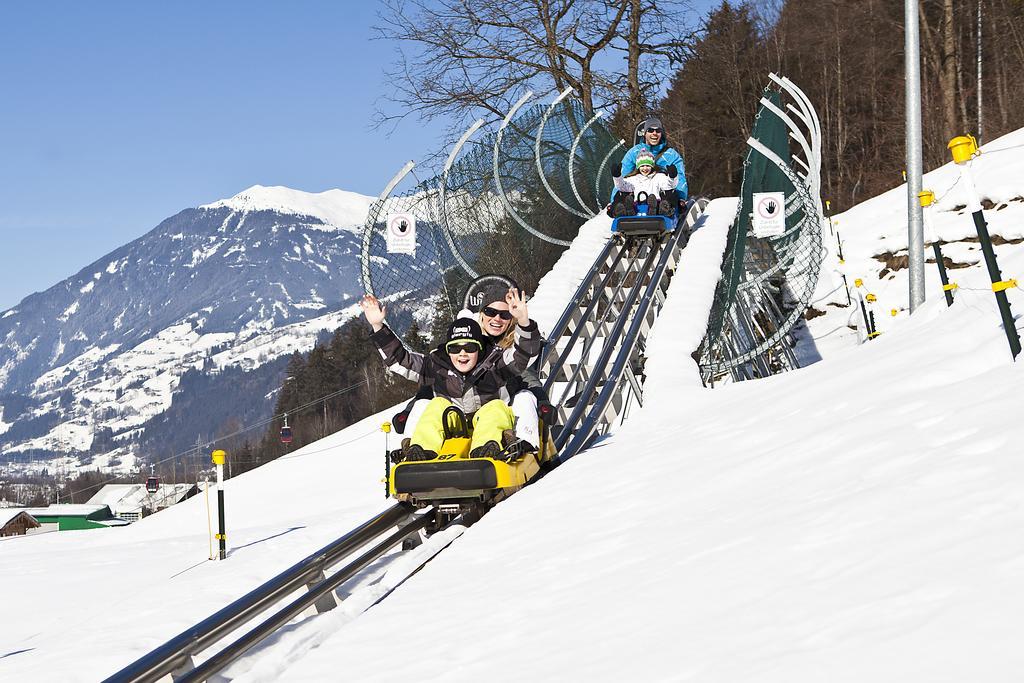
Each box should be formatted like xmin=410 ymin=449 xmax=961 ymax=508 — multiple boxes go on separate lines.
xmin=752 ymin=192 xmax=786 ymax=238
xmin=386 ymin=213 xmax=416 ymax=255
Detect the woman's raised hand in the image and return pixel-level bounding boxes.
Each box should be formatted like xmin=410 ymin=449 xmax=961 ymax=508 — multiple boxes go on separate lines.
xmin=506 ymin=288 xmax=529 ymax=326
xmin=360 ymin=294 xmax=386 ymax=331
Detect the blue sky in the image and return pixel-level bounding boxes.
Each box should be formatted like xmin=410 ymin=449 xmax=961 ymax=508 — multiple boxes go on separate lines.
xmin=0 ymin=1 xmax=717 ymax=311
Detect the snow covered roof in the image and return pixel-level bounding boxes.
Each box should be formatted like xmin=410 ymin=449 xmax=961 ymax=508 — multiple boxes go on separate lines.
xmin=0 ymin=508 xmax=39 ymax=528
xmin=23 ymin=504 xmax=111 ymax=517
xmin=88 ymin=483 xmax=195 ymax=512
xmin=199 ymin=185 xmax=375 ymax=231
xmin=87 ymin=484 xmax=143 ymax=507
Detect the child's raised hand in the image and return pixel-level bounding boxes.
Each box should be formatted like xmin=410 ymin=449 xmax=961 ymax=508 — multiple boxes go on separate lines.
xmin=360 ymin=294 xmax=386 ymax=330
xmin=506 ymin=288 xmax=529 ymax=326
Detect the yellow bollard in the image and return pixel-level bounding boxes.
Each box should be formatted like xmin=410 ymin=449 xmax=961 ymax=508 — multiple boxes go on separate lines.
xmin=947 ymin=135 xmax=979 ymax=165
xmin=212 ymin=449 xmax=227 ymax=560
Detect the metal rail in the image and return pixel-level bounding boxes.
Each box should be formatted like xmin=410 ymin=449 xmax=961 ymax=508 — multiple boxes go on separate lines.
xmin=551 ymin=244 xmax=661 ymax=450
xmin=177 ymin=514 xmax=433 ymax=682
xmin=559 ymin=225 xmax=688 ymax=460
xmin=104 ymin=503 xmax=423 ymax=683
xmin=539 ymin=199 xmax=706 ymax=457
xmin=536 ymin=238 xmax=619 ymax=368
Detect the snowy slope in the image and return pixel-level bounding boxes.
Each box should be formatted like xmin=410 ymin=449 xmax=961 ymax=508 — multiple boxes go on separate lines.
xmin=807 ymin=128 xmax=1024 ymax=357
xmin=2 ymin=137 xmax=1024 ymax=681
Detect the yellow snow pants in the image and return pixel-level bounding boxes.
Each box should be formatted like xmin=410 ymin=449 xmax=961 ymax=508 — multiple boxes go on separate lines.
xmin=410 ymin=397 xmax=514 ymax=453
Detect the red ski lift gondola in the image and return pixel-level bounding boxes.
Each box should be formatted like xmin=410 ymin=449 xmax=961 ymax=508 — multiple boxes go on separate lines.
xmin=145 ymin=476 xmax=159 ymax=494
xmin=280 ymin=414 xmax=293 ymax=445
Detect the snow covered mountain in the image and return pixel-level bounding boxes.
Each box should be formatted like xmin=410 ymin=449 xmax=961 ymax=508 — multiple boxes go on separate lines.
xmin=0 ymin=185 xmax=379 ymax=470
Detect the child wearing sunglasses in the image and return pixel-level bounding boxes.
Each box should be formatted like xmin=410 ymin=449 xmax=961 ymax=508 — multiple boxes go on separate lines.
xmin=361 ymin=293 xmax=541 ymax=461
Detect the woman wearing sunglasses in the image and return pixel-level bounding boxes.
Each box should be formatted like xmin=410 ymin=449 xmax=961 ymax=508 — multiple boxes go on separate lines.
xmin=361 ymin=291 xmax=541 ymax=461
xmin=467 ymin=280 xmax=547 ymax=457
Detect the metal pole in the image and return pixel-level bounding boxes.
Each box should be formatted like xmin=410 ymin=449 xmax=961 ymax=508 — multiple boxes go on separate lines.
xmin=920 ymin=189 xmax=955 ymax=307
xmin=212 ymin=449 xmax=227 ymax=560
xmin=906 ymin=0 xmax=926 ymax=312
xmin=932 ymin=242 xmax=955 ymax=306
xmin=977 ymin=0 xmax=983 ymax=143
xmin=955 ymin=162 xmax=1021 ymax=359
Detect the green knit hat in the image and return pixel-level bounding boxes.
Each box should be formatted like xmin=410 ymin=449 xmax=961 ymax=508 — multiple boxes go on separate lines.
xmin=636 ymin=150 xmax=655 ymax=168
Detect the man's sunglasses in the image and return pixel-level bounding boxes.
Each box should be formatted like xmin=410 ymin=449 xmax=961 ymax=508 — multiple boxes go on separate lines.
xmin=482 ymin=306 xmax=513 ymax=320
xmin=646 ymin=127 xmax=663 ymax=134
xmin=446 ymin=341 xmax=481 ymax=354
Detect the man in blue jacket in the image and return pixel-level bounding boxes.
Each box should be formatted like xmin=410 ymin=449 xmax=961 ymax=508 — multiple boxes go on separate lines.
xmin=620 ymin=116 xmax=688 ymax=200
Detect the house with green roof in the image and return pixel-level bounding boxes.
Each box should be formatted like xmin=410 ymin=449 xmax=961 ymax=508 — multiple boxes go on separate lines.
xmin=23 ymin=504 xmax=129 ymax=531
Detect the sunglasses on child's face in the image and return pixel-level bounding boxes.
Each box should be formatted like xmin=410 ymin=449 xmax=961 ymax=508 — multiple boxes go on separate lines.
xmin=482 ymin=306 xmax=513 ymax=320
xmin=446 ymin=342 xmax=480 ymax=354
xmin=646 ymin=127 xmax=662 ymax=134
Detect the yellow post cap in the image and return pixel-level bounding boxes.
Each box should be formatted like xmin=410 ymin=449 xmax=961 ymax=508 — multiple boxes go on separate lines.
xmin=918 ymin=189 xmax=935 ymax=207
xmin=891 ymin=308 xmax=899 ymax=316
xmin=381 ymin=422 xmax=392 ymax=434
xmin=212 ymin=449 xmax=226 ymax=465
xmin=854 ymin=278 xmax=864 ymax=288
xmin=948 ymin=135 xmax=979 ymax=164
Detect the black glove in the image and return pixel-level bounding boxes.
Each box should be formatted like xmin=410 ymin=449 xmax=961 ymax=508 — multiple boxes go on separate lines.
xmin=611 ymin=162 xmax=621 ymax=177
xmin=666 ymin=165 xmax=678 ymax=179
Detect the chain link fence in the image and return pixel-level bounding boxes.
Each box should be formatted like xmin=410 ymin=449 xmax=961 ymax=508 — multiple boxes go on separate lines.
xmin=361 ymin=93 xmax=625 ymax=342
xmin=698 ymin=75 xmax=825 ymax=384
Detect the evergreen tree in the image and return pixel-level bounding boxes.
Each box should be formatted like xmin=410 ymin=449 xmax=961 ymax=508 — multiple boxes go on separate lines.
xmin=659 ymin=1 xmax=764 ymax=198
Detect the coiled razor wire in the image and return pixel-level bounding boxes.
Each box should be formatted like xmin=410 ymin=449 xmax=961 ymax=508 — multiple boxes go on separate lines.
xmin=697 ymin=77 xmax=825 ymax=384
xmin=360 ymin=93 xmax=623 ymax=343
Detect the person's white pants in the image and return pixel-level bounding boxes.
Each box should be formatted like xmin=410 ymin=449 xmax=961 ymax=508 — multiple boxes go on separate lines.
xmin=511 ymin=391 xmax=540 ymax=449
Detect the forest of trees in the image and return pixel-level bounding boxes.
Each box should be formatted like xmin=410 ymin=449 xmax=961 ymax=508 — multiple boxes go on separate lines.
xmin=376 ymin=0 xmax=1024 ymax=210
xmin=658 ymin=0 xmax=1024 ymax=210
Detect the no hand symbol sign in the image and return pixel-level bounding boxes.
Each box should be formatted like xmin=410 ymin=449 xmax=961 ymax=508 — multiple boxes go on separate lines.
xmin=752 ymin=192 xmax=785 ymax=238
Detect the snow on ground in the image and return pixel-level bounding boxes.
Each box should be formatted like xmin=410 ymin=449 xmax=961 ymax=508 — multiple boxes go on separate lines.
xmin=280 ymin=229 xmax=1024 ymax=683
xmin=200 ymin=185 xmax=376 ymax=232
xmin=807 ymin=128 xmax=1024 ymax=357
xmin=3 ymin=135 xmax=1024 ymax=681
xmin=0 ymin=409 xmax=399 ymax=680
